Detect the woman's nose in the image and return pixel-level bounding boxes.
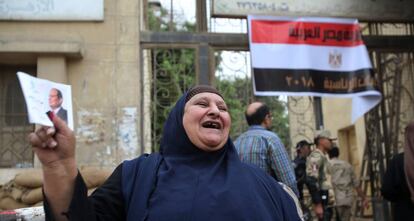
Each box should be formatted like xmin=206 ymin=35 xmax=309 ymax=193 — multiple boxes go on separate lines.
xmin=207 ymin=105 xmax=220 ymax=116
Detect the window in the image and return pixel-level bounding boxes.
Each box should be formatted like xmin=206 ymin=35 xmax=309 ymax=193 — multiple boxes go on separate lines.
xmin=0 ymin=66 xmax=35 ymax=168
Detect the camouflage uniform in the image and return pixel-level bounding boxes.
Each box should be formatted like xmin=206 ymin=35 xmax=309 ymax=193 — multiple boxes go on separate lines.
xmin=306 ymin=148 xmax=334 ymax=221
xmin=329 ymin=158 xmax=359 ymax=221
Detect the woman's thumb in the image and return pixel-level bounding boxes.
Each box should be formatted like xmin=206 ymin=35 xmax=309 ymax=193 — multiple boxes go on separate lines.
xmin=52 ymin=114 xmax=71 ymax=134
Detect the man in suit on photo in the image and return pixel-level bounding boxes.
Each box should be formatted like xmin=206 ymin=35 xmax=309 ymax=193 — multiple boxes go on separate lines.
xmin=48 ymin=88 xmax=68 ymax=124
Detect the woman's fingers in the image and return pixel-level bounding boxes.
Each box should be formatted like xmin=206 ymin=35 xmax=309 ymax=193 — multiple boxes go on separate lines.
xmin=46 ymin=127 xmax=56 ymax=136
xmin=28 ymin=132 xmax=46 ymax=148
xmin=28 ymin=126 xmax=58 ymax=149
xmin=46 ymin=138 xmax=58 ymax=148
xmin=35 ymin=128 xmax=48 ymax=142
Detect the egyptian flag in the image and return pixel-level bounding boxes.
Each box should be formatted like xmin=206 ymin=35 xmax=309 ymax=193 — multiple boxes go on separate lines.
xmin=248 ymin=15 xmax=381 ymax=122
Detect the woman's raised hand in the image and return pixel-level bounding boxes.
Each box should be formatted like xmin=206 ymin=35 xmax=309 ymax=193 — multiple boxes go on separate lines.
xmin=28 ymin=114 xmax=76 ymax=171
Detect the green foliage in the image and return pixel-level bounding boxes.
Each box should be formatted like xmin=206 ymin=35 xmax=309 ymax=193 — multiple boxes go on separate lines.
xmin=151 ymin=48 xmax=196 ymax=152
xmin=148 ymin=5 xmax=198 ymax=152
xmin=148 ymin=6 xmax=195 ymax=32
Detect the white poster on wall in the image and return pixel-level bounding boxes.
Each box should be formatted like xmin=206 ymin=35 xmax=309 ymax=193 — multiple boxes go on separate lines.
xmin=0 ymin=0 xmax=103 ymax=21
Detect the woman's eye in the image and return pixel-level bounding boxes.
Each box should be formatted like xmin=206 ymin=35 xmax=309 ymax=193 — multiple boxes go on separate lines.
xmin=219 ymin=106 xmax=228 ymax=111
xmin=197 ymin=102 xmax=208 ymax=107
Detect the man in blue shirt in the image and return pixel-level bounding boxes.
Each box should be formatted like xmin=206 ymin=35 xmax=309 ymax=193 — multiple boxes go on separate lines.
xmin=234 ymin=102 xmax=298 ymax=196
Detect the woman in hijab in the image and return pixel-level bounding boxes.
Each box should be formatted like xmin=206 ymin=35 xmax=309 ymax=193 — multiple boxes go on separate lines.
xmin=29 ymin=85 xmax=303 ymax=221
xmin=381 ymin=121 xmax=414 ymax=220
xmin=404 ymin=122 xmax=414 ymax=204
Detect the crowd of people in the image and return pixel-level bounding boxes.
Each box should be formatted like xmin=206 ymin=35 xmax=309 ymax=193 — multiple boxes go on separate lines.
xmin=28 ymin=85 xmax=413 ymax=221
xmin=233 ymin=100 xmax=371 ymax=221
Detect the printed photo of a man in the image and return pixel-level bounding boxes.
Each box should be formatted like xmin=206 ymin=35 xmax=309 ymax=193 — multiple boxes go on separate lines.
xmin=48 ymin=88 xmax=68 ymax=124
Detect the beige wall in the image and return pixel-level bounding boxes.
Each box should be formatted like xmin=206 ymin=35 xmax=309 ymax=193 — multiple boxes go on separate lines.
xmin=0 ymin=0 xmax=142 ymax=169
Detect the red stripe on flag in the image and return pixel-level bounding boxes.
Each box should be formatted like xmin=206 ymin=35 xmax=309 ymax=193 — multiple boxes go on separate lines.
xmin=251 ymin=20 xmax=364 ymax=47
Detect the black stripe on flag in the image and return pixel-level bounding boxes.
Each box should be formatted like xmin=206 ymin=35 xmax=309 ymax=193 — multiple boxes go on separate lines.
xmin=253 ymin=68 xmax=377 ymax=94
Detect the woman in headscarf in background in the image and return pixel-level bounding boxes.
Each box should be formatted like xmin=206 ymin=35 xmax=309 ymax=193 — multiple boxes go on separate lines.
xmin=29 ymin=85 xmax=303 ymax=221
xmin=381 ymin=121 xmax=414 ymax=220
xmin=404 ymin=122 xmax=414 ymax=204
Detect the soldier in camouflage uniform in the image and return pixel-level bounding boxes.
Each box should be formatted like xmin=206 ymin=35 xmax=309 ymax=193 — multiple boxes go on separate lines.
xmin=293 ymin=140 xmax=313 ymax=221
xmin=306 ymin=130 xmax=335 ymax=221
xmin=328 ymin=146 xmax=368 ymax=221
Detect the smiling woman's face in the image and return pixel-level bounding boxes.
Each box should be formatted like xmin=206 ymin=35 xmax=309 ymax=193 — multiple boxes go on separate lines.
xmin=183 ymin=92 xmax=231 ymax=152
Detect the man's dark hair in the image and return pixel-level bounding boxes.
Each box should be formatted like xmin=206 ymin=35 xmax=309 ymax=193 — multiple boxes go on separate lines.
xmin=54 ymin=88 xmax=63 ymax=99
xmin=328 ymin=146 xmax=340 ymax=158
xmin=245 ymin=103 xmax=270 ymax=126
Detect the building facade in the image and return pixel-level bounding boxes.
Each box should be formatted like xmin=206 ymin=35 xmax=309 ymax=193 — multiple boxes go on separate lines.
xmin=0 ymin=0 xmax=142 ymax=182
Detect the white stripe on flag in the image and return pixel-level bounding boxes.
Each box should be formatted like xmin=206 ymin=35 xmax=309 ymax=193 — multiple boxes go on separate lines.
xmin=250 ymin=43 xmax=372 ymax=71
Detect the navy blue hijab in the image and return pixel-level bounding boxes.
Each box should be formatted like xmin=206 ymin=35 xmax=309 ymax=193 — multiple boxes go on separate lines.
xmin=126 ymin=89 xmax=302 ymax=221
